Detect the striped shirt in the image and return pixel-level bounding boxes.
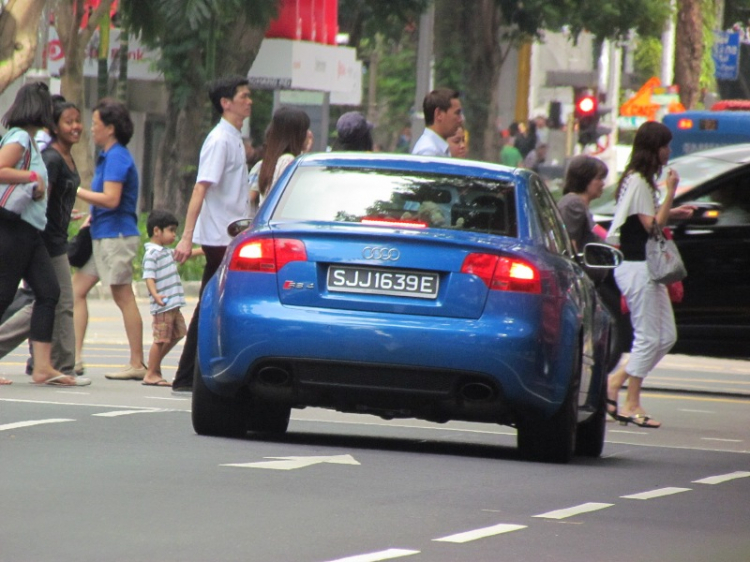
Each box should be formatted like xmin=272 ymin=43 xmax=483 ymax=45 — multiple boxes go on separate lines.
xmin=142 ymin=242 xmax=187 ymax=315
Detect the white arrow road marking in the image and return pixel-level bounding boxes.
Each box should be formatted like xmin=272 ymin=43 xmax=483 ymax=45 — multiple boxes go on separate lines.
xmin=693 ymin=471 xmax=750 ymax=485
xmin=0 ymin=419 xmax=74 ymax=431
xmin=533 ymin=502 xmax=613 ymax=520
xmin=621 ymin=487 xmax=691 ymax=500
xmin=324 ymin=549 xmax=420 ymax=562
xmin=93 ymin=409 xmax=167 ymax=417
xmin=221 ymin=454 xmax=361 ymax=471
xmin=434 ymin=523 xmax=527 ymax=543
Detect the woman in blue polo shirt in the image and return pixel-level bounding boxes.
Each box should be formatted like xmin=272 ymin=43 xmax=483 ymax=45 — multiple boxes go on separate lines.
xmin=74 ymin=98 xmax=145 ymax=381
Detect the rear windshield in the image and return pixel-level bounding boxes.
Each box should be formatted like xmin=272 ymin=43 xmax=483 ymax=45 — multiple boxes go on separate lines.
xmin=272 ymin=166 xmax=518 ymax=237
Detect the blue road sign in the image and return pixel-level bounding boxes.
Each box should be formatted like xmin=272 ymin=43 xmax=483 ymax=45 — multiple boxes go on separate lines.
xmin=713 ymin=31 xmax=741 ymax=81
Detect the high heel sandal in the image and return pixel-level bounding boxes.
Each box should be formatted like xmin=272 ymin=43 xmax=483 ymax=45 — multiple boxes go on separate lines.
xmin=616 ymin=413 xmax=661 ymax=429
xmin=606 ymin=398 xmax=619 ymax=421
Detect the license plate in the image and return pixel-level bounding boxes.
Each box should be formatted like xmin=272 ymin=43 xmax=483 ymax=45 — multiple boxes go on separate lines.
xmin=327 ymin=266 xmax=439 ymax=299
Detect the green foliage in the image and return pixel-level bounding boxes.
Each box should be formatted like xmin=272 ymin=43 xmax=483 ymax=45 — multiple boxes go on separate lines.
xmin=372 ymin=34 xmax=418 ymax=147
xmin=338 ymin=0 xmax=429 ymax=46
xmin=120 ymin=0 xmax=278 ymax=110
xmin=722 ymin=0 xmax=750 ymax=29
xmin=633 ymin=37 xmax=663 ymax=84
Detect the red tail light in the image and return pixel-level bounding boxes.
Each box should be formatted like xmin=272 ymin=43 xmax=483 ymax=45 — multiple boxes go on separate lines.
xmin=461 ymin=253 xmax=541 ymax=294
xmin=677 ymin=118 xmax=693 ymax=130
xmin=229 ymin=238 xmax=307 ymax=272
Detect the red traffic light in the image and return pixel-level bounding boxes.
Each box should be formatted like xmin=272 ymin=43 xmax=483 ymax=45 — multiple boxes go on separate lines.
xmin=575 ymin=95 xmax=597 ymax=118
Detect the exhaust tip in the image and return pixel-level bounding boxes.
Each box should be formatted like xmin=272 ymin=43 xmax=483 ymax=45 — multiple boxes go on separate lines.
xmin=459 ymin=381 xmax=495 ymax=402
xmin=257 ymin=366 xmax=292 ymax=387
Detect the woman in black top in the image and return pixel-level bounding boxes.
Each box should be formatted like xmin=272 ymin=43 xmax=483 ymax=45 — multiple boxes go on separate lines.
xmin=0 ymin=98 xmax=90 ymax=384
xmin=605 ymin=122 xmax=693 ymax=428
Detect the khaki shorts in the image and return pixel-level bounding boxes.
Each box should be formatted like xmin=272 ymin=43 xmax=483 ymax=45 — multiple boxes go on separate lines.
xmin=81 ymin=236 xmax=140 ymax=286
xmin=152 ymin=308 xmax=187 ymax=344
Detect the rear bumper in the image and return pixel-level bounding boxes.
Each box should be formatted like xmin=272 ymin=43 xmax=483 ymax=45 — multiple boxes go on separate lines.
xmin=198 ymin=296 xmax=575 ymax=420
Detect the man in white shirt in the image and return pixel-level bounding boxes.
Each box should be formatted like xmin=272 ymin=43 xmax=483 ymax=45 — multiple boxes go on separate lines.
xmin=171 ymin=75 xmax=252 ymax=391
xmin=412 ymin=88 xmax=464 ymax=157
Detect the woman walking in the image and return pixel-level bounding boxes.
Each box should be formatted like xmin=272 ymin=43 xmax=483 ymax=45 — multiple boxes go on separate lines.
xmin=0 ymin=83 xmax=87 ymax=386
xmin=557 ymin=154 xmax=608 ymax=252
xmin=74 ymin=98 xmax=145 ymax=380
xmin=606 ymin=121 xmax=695 ymax=428
xmin=0 ymin=97 xmax=89 ymax=381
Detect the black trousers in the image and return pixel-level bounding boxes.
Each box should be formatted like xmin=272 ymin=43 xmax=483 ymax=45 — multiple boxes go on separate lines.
xmin=172 ymin=245 xmax=227 ymax=389
xmin=0 ymin=219 xmax=60 ymax=343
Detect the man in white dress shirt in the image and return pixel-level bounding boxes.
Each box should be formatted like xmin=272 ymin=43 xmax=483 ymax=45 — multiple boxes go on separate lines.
xmin=170 ymin=75 xmax=252 ymax=391
xmin=412 ymin=88 xmax=464 ymax=157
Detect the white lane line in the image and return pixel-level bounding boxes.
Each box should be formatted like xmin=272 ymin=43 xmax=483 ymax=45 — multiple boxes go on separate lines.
xmin=93 ymin=409 xmax=167 ymax=417
xmin=532 ymin=502 xmax=613 ymax=520
xmin=679 ymin=409 xmax=714 ymax=414
xmin=0 ymin=419 xmax=75 ymax=431
xmin=693 ymin=471 xmax=750 ymax=485
xmin=433 ymin=523 xmax=527 ymax=543
xmin=701 ymin=437 xmax=743 ymax=443
xmin=324 ymin=549 xmax=420 ymax=562
xmin=621 ymin=487 xmax=691 ymax=500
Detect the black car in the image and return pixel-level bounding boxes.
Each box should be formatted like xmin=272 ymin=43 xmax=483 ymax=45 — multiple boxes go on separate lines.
xmin=591 ymin=143 xmax=750 ymax=358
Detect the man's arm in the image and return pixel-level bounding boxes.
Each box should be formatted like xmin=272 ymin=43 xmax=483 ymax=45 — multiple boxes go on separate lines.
xmin=174 ymin=181 xmax=211 ymax=264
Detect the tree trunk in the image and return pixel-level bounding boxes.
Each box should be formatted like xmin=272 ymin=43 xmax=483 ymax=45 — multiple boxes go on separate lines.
xmin=153 ymin=18 xmax=267 ymax=218
xmin=461 ymin=0 xmax=502 ymax=161
xmin=0 ymin=0 xmax=47 ymax=93
xmin=674 ymin=0 xmax=703 ymax=109
xmin=53 ymin=0 xmax=114 ymax=188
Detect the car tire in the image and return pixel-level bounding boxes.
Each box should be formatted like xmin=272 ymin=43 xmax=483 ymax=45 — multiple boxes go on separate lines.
xmin=246 ymin=398 xmax=291 ymax=434
xmin=192 ymin=360 xmax=248 ymax=438
xmin=517 ymin=346 xmax=580 ymax=464
xmin=575 ymin=391 xmax=606 ymax=457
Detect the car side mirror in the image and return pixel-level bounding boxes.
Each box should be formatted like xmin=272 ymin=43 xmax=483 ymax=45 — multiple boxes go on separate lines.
xmin=227 ymin=219 xmax=253 ymax=238
xmin=582 ymin=243 xmax=623 ymax=268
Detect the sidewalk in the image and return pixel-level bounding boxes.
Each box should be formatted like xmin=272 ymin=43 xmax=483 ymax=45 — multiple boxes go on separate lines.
xmin=87 ymin=281 xmax=202 ymax=300
xmin=82 ymin=298 xmax=750 ymax=397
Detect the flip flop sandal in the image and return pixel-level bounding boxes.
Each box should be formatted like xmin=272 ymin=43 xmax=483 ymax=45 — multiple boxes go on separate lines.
xmin=142 ymin=379 xmax=171 ymax=387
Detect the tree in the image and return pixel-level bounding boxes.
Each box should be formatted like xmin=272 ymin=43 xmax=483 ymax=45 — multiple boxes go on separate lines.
xmin=430 ymin=0 xmax=673 ymax=161
xmin=52 ymin=0 xmax=115 ymax=186
xmin=0 ymin=0 xmax=47 ymax=94
xmin=674 ymin=0 xmax=704 ymax=109
xmin=120 ymin=0 xmax=275 ymax=216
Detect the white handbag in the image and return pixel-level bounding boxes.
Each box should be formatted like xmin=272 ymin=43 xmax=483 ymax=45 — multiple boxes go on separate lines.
xmin=645 ymin=221 xmax=687 ymax=284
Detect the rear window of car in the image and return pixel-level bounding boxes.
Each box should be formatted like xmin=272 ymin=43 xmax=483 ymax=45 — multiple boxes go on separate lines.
xmin=271 ymin=166 xmax=518 ymax=237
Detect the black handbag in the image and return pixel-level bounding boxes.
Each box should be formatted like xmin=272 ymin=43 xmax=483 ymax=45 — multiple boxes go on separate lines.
xmin=67 ymin=225 xmax=92 ymax=268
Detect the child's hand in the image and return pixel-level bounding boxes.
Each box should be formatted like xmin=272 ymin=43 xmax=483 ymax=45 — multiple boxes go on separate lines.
xmin=154 ymin=294 xmax=167 ymax=307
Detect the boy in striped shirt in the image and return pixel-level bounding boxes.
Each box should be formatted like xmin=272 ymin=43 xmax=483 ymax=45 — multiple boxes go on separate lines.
xmin=142 ymin=210 xmax=187 ymax=387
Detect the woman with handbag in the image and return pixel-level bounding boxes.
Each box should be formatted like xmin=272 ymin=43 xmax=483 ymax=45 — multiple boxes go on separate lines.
xmin=0 ymin=97 xmax=90 ymax=383
xmin=0 ymin=83 xmax=88 ymax=386
xmin=605 ymin=121 xmax=695 ymax=428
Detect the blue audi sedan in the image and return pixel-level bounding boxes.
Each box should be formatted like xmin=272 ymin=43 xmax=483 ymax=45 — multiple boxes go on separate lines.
xmin=193 ymin=153 xmax=621 ymax=463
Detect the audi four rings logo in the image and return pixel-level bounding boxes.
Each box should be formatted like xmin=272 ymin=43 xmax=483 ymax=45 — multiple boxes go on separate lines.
xmin=362 ymin=246 xmax=400 ymax=260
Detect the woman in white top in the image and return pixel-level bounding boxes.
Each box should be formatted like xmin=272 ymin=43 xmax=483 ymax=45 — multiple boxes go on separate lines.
xmin=249 ymin=107 xmax=311 ymax=207
xmin=605 ymin=122 xmax=695 ymax=428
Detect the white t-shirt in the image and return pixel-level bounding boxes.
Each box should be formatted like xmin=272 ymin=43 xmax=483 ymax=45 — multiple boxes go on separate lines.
xmin=606 ymin=173 xmax=658 ymax=245
xmin=194 ymin=118 xmax=249 ymax=246
xmin=411 ymin=128 xmax=450 ymax=157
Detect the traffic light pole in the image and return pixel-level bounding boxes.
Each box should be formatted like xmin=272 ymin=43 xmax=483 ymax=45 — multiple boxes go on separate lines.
xmin=565 ymin=111 xmax=575 ymax=157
